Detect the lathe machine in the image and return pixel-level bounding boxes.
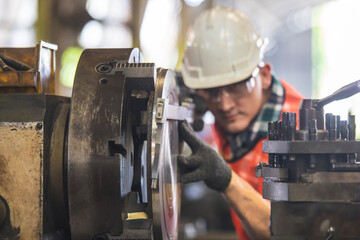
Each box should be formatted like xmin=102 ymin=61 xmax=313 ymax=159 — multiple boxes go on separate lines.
xmin=0 ymin=43 xmax=189 ymax=240
xmin=1 ymin=42 xmax=360 ymax=240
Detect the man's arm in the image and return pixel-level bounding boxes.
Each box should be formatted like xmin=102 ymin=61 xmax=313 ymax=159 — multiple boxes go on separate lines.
xmin=224 ymin=172 xmax=270 ymax=239
xmin=178 ymin=121 xmax=270 ymax=239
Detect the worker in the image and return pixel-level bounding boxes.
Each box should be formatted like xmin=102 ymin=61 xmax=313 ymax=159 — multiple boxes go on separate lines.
xmin=178 ymin=6 xmax=303 ymax=240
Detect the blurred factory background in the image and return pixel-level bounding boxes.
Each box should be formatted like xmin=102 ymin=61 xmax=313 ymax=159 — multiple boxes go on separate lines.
xmin=2 ymin=0 xmax=360 ymax=130
xmin=1 ymin=0 xmax=360 ymax=239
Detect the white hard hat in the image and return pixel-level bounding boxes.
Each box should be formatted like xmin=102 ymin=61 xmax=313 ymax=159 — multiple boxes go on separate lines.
xmin=181 ymin=6 xmax=268 ymax=89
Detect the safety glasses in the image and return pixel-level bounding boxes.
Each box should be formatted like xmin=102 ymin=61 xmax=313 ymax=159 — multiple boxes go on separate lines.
xmin=198 ymin=68 xmax=259 ymax=103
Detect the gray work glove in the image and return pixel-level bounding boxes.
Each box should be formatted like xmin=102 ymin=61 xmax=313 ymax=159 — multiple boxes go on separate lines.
xmin=178 ymin=121 xmax=232 ymax=192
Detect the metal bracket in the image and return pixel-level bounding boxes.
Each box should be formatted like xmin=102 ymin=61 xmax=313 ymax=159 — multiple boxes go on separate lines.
xmin=155 ymin=98 xmax=191 ymax=123
xmin=255 ymin=162 xmax=289 ymax=181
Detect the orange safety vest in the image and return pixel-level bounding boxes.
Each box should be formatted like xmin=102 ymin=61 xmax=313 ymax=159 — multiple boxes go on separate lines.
xmin=212 ymin=80 xmax=304 ymax=239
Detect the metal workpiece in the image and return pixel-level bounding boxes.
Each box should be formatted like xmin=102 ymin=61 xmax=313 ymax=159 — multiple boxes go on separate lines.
xmin=151 ymin=68 xmax=180 ymax=240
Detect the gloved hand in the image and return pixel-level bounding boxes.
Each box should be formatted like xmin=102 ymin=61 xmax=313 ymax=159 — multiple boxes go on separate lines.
xmin=177 ymin=121 xmax=232 ymax=192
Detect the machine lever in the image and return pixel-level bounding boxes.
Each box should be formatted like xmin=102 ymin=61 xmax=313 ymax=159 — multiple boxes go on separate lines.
xmin=312 ymin=80 xmax=360 ymax=109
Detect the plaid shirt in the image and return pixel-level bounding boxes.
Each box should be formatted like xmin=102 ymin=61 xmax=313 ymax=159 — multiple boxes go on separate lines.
xmin=226 ymin=74 xmax=284 ymax=161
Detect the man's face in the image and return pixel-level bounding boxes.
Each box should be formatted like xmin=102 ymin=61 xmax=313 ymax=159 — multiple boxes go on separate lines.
xmin=197 ymin=74 xmax=264 ymax=134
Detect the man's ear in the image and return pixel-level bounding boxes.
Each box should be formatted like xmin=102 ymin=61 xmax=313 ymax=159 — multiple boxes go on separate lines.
xmin=259 ymin=62 xmax=272 ymax=90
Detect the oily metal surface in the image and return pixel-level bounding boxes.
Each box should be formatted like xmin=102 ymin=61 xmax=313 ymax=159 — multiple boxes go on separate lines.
xmin=68 ymin=48 xmax=142 ymax=239
xmin=0 ymin=122 xmax=43 ymax=239
xmin=151 ymin=68 xmax=181 ymax=240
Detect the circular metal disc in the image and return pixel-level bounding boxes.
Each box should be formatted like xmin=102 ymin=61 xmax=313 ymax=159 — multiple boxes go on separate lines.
xmin=152 ymin=68 xmax=181 ymax=240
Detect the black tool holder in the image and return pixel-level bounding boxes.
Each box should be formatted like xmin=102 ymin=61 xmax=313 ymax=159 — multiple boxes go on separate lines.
xmin=256 ymin=80 xmax=360 ymax=239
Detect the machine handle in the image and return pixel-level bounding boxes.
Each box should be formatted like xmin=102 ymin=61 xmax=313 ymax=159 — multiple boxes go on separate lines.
xmin=312 ymin=80 xmax=360 ymax=109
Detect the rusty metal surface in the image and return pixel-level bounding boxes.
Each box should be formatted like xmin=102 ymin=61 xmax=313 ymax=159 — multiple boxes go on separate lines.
xmin=0 ymin=122 xmax=44 ymax=239
xmin=0 ymin=41 xmax=57 ymax=94
xmin=0 ymin=48 xmax=35 ymax=70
